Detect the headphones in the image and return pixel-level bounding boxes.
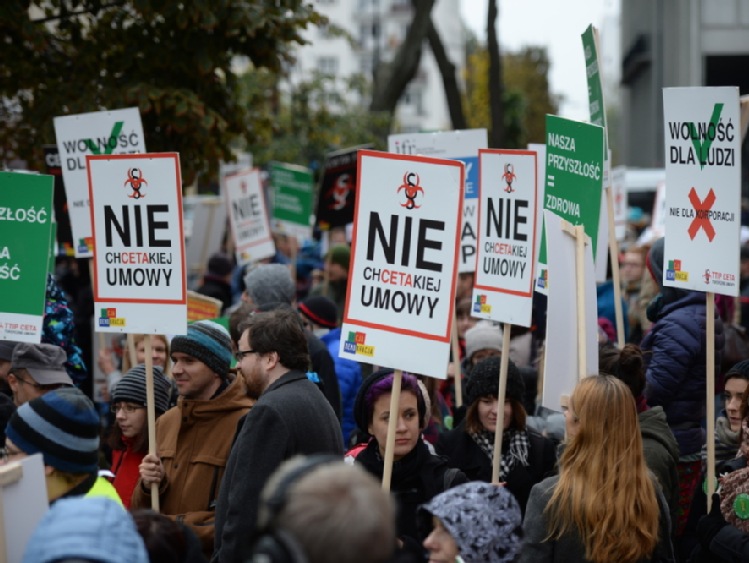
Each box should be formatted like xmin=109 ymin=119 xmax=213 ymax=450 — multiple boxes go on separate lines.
xmin=248 ymin=455 xmax=342 ymax=563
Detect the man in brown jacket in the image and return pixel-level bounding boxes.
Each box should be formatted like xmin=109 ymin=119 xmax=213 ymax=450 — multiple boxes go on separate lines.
xmin=133 ymin=320 xmax=252 ymax=557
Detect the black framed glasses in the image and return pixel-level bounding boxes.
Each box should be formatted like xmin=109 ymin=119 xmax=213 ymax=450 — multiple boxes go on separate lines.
xmin=235 ymin=349 xmax=258 ymax=362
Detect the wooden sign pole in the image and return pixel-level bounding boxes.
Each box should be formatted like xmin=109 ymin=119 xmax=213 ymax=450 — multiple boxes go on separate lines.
xmin=491 ymin=325 xmax=513 ymax=484
xmin=144 ymin=335 xmax=160 ymax=511
xmin=606 ymin=186 xmax=626 ymax=348
xmin=381 ymin=369 xmax=403 ymax=491
xmin=451 ymin=312 xmax=463 ymax=408
xmin=706 ymin=292 xmax=716 ymax=511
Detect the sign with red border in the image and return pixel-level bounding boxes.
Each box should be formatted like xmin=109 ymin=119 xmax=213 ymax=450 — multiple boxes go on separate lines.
xmin=87 ymin=153 xmax=187 ymax=334
xmin=339 ymin=150 xmax=464 ymax=379
xmin=224 ymin=168 xmax=275 ymax=266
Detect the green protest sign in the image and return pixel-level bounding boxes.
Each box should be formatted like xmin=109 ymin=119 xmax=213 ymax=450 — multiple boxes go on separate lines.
xmin=536 ymin=115 xmax=604 ymax=293
xmin=269 ymin=162 xmax=314 ymax=240
xmin=582 ymin=25 xmax=608 ymax=153
xmin=0 ymin=172 xmax=54 ymax=342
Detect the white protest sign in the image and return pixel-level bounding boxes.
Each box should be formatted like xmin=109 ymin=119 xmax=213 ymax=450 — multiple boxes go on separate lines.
xmin=88 ymin=153 xmax=187 ymax=335
xmin=340 ymin=150 xmax=464 ymax=379
xmin=541 ymin=210 xmax=598 ymax=410
xmin=54 ymin=108 xmax=145 ymax=257
xmin=473 ymin=149 xmax=538 ymax=327
xmin=224 ymin=169 xmax=275 ymax=266
xmin=183 ymin=195 xmax=227 ymax=283
xmin=663 ymin=87 xmax=741 ymax=296
xmin=612 ymin=166 xmax=628 ymax=241
xmin=0 ymin=454 xmax=48 ymax=563
xmin=388 ymin=129 xmax=487 ymax=273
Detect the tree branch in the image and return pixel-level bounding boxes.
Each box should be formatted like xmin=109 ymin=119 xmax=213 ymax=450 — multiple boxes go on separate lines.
xmin=487 ymin=0 xmax=504 ymax=147
xmin=426 ymin=18 xmax=466 ymax=130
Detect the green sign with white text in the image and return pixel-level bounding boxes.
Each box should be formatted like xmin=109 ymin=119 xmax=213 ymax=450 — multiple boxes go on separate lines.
xmin=536 ymin=115 xmax=604 ymax=292
xmin=0 ymin=171 xmax=54 ymax=341
xmin=269 ymin=161 xmax=314 ymax=240
xmin=582 ymin=25 xmax=608 ymax=153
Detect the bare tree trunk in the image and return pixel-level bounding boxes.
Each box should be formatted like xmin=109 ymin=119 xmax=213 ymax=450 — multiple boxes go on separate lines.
xmin=427 ymin=19 xmax=466 ymax=130
xmin=487 ymin=0 xmax=504 ymax=147
xmin=369 ymin=0 xmax=436 ymax=116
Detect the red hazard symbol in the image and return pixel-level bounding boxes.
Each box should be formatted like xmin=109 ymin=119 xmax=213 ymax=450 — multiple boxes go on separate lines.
xmin=688 ymin=187 xmax=716 ymax=242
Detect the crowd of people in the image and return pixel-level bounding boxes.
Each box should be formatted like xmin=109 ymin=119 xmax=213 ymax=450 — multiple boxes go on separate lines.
xmin=2 ymin=228 xmax=748 ymax=563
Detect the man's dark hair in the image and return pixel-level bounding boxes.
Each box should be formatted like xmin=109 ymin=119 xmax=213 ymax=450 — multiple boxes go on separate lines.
xmin=239 ymin=308 xmax=310 ymax=372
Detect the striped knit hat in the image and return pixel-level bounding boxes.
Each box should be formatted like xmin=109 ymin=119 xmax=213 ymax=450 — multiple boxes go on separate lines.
xmin=6 ymin=387 xmax=100 ymax=474
xmin=112 ymin=365 xmax=171 ymax=415
xmin=170 ymin=320 xmax=232 ymax=378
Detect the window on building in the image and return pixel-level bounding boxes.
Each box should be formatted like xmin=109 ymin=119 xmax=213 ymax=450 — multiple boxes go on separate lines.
xmin=317 ymin=56 xmax=339 ymax=75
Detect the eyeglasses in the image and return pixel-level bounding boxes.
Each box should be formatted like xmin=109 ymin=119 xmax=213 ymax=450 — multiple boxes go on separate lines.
xmin=235 ymin=349 xmax=258 ymax=361
xmin=110 ymin=403 xmax=145 ymax=414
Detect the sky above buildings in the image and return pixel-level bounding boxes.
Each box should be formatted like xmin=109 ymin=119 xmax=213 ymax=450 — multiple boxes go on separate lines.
xmin=461 ymin=0 xmax=614 ymax=122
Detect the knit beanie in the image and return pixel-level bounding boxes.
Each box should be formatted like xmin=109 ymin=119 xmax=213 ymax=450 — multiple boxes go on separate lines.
xmin=171 ymin=320 xmax=232 ymax=378
xmin=326 ymin=245 xmax=351 ymax=270
xmin=465 ymin=356 xmax=524 ymax=406
xmin=419 ymin=482 xmax=522 ymax=563
xmin=726 ymin=359 xmax=749 ymax=381
xmin=112 ymin=364 xmax=171 ymax=415
xmin=646 ymin=237 xmax=665 ymax=289
xmin=354 ymin=369 xmax=427 ymax=434
xmin=6 ymin=387 xmax=100 ymax=474
xmin=207 ymin=253 xmax=233 ymax=277
xmin=244 ymin=264 xmax=296 ymax=309
xmin=465 ymin=321 xmax=503 ymax=360
xmin=298 ymin=295 xmax=338 ymax=329
xmin=22 ymin=497 xmax=148 ymax=563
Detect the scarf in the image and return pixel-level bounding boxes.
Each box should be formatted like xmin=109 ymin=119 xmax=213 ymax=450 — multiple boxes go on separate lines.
xmin=701 ymin=417 xmax=740 ymax=471
xmin=718 ymin=419 xmax=749 ymax=532
xmin=470 ymin=429 xmax=529 ymax=481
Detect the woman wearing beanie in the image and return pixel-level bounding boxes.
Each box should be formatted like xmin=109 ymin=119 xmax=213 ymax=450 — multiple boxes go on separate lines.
xmin=521 ymin=375 xmax=675 ymax=563
xmin=419 ymin=482 xmax=523 ymax=563
xmin=4 ymin=387 xmax=121 ymax=504
xmin=347 ymin=370 xmax=468 ymax=558
xmin=703 ymin=360 xmax=749 ymax=472
xmin=436 ymin=356 xmax=555 ymax=515
xmin=109 ymin=364 xmax=172 ymax=508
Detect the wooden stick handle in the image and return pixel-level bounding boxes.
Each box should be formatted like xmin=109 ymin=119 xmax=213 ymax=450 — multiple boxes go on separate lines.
xmin=575 ymin=226 xmax=587 ymax=379
xmin=451 ymin=310 xmax=463 ymax=408
xmin=606 ymin=186 xmax=626 ymax=348
xmin=144 ymin=335 xmax=160 ymax=512
xmin=706 ymin=292 xmax=716 ymax=511
xmin=491 ymin=325 xmax=512 ymax=484
xmin=381 ymin=370 xmax=402 ymax=491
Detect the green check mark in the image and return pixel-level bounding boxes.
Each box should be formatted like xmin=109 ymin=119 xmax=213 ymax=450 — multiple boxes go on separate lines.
xmin=84 ymin=121 xmax=124 ymax=155
xmin=688 ymin=103 xmax=723 ymax=170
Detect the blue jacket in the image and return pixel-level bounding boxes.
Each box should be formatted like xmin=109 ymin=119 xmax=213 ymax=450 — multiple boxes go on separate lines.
xmin=642 ymin=290 xmax=724 ymax=457
xmin=321 ymin=328 xmax=362 ymax=444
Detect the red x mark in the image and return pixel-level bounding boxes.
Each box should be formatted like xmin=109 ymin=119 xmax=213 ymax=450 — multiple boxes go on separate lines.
xmin=688 ymin=187 xmax=716 ymax=242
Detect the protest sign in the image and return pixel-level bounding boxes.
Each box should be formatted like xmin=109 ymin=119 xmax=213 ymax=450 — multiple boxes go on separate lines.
xmin=315 ymin=145 xmax=371 ymax=230
xmin=473 ymin=149 xmax=538 ymax=327
xmin=662 ymin=87 xmax=741 ymax=296
xmin=224 ymin=168 xmax=275 ymax=266
xmin=541 ymin=210 xmax=598 ymax=410
xmin=54 ymin=108 xmax=145 ymax=257
xmin=0 ymin=454 xmax=48 ymax=563
xmin=582 ymin=25 xmax=608 ymax=152
xmin=183 ymin=195 xmax=227 ymax=285
xmin=88 ymin=153 xmax=187 ymax=335
xmin=389 ymin=129 xmax=487 ymax=273
xmin=0 ymin=172 xmax=54 ymax=342
xmin=269 ymin=162 xmax=314 ymax=242
xmin=187 ymin=290 xmax=223 ymax=322
xmin=536 ymin=116 xmax=604 ymax=295
xmin=339 ymin=150 xmax=464 ymax=379
xmin=612 ymin=166 xmax=628 ymax=241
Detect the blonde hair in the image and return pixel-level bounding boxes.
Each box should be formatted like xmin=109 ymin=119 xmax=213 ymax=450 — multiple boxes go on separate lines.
xmin=122 ymin=334 xmax=171 ymax=377
xmin=545 ymin=375 xmax=660 ymax=563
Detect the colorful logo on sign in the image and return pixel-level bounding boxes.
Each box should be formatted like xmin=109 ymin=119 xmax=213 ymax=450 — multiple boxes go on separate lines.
xmin=502 ymin=163 xmax=517 ymax=193
xmin=398 ymin=172 xmax=424 ymax=210
xmin=98 ymin=307 xmax=126 ymax=327
xmin=77 ymin=237 xmax=94 ymax=255
xmin=666 ymin=259 xmax=689 ymax=282
xmin=536 ymin=268 xmax=548 ymax=289
xmin=124 ymin=168 xmax=148 ymax=199
xmin=473 ymin=294 xmax=492 ymax=314
xmin=343 ymin=331 xmax=375 ymax=357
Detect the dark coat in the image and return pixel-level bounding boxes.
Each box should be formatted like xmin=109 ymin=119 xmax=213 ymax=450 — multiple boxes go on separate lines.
xmin=639 ymin=406 xmax=680 ymax=531
xmin=306 ymin=332 xmax=342 ymax=420
xmin=196 ymin=275 xmax=233 ymax=314
xmin=212 ymin=370 xmax=343 ymax=563
xmin=436 ymin=421 xmax=556 ymax=515
xmin=642 ymin=290 xmax=724 ymax=456
xmin=320 ymin=328 xmax=361 ymax=444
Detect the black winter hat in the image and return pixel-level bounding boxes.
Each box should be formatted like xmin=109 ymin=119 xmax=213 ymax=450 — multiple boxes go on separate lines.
xmin=298 ymin=296 xmax=338 ymax=329
xmin=208 ymin=253 xmax=233 ymax=277
xmin=112 ymin=364 xmax=171 ymax=415
xmin=646 ymin=237 xmax=665 ymax=289
xmin=726 ymin=359 xmax=749 ymax=381
xmin=465 ymin=356 xmax=524 ymax=406
xmin=353 ymin=369 xmax=427 ymax=434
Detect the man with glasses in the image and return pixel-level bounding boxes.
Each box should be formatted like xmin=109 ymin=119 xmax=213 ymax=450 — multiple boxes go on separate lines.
xmin=7 ymin=343 xmax=73 ymax=406
xmin=213 ymin=308 xmax=343 ymax=563
xmin=131 ymin=320 xmax=252 ymax=559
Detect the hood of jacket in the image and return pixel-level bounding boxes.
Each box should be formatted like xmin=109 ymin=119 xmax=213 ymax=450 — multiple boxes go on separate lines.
xmin=639 ymin=406 xmax=680 ymax=462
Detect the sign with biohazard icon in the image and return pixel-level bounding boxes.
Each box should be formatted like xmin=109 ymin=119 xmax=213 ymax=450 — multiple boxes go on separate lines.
xmin=339 ymin=150 xmax=464 ymax=379
xmin=87 ymin=153 xmax=187 ymax=335
xmin=662 ymin=87 xmax=741 ymax=296
xmin=224 ymin=168 xmax=275 ymax=266
xmin=315 ymin=145 xmax=371 ymax=230
xmin=473 ymin=149 xmax=538 ymax=327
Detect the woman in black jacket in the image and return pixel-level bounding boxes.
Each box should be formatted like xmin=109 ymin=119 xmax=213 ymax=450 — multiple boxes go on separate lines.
xmin=436 ymin=356 xmax=555 ymax=515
